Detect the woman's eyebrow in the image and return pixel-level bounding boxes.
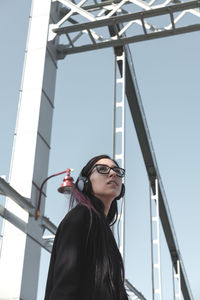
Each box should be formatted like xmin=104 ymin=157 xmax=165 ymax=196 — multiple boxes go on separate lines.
xmin=98 ymin=164 xmax=118 ymax=168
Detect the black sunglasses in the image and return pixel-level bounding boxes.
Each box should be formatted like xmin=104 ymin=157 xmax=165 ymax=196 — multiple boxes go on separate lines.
xmin=91 ymin=164 xmax=125 ymax=178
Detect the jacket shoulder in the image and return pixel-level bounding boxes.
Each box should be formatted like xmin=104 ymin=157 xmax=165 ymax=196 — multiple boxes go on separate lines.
xmin=58 ymin=204 xmax=91 ymax=235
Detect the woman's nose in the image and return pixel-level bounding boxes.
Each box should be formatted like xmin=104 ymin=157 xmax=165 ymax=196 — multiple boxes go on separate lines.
xmin=109 ymin=168 xmax=117 ymax=176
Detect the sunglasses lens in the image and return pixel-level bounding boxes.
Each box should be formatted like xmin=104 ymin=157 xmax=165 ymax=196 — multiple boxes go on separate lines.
xmin=96 ymin=165 xmax=109 ymax=174
xmin=114 ymin=167 xmax=125 ymax=177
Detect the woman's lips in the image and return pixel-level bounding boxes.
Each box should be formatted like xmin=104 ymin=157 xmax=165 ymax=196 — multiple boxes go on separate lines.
xmin=107 ymin=180 xmax=118 ymax=186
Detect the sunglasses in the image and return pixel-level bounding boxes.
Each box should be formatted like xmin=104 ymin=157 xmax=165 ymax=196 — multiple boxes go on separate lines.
xmin=91 ymin=164 xmax=125 ymax=178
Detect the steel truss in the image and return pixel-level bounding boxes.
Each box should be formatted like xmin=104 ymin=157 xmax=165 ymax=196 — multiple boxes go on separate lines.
xmin=0 ymin=0 xmax=197 ymax=299
xmin=48 ymin=0 xmax=200 ymax=56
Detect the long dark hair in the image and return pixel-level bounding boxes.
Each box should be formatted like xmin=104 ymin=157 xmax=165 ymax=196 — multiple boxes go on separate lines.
xmin=69 ymin=154 xmax=127 ymax=300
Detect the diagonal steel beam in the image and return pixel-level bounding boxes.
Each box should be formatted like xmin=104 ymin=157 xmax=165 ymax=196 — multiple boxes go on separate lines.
xmin=0 ymin=177 xmax=34 ymax=215
xmin=107 ymin=24 xmax=194 ymax=300
xmin=55 ymin=0 xmax=96 ymax=21
xmin=0 ymin=205 xmax=52 ymax=253
xmin=125 ymin=279 xmax=147 ymax=299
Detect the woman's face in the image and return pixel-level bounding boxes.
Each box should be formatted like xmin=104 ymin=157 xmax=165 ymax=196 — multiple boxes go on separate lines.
xmin=89 ymin=158 xmax=122 ymax=203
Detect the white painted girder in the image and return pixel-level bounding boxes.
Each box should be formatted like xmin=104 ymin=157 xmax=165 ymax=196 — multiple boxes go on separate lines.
xmin=50 ymin=0 xmax=200 ymax=55
xmin=0 ymin=205 xmax=53 ymax=253
xmin=49 ymin=0 xmax=200 ymax=55
xmin=0 ymin=0 xmax=60 ymax=299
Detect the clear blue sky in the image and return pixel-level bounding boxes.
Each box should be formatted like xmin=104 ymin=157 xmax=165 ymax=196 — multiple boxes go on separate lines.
xmin=0 ymin=1 xmax=200 ymax=299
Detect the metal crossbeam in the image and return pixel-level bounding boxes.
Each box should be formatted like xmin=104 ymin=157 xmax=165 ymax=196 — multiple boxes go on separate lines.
xmin=0 ymin=177 xmax=35 ymax=215
xmin=0 ymin=205 xmax=27 ymax=233
xmin=0 ymin=205 xmax=53 ymax=253
xmin=0 ymin=178 xmax=56 ymax=252
xmin=55 ymin=1 xmax=200 ymax=33
xmin=56 ymin=24 xmax=200 ymax=55
xmin=50 ymin=0 xmax=200 ymax=56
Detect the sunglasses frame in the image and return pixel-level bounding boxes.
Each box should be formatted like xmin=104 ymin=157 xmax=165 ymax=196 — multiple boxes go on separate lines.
xmin=91 ymin=164 xmax=125 ymax=178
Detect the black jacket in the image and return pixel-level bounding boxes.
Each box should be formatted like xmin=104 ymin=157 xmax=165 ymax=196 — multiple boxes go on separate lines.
xmin=44 ymin=204 xmax=128 ymax=300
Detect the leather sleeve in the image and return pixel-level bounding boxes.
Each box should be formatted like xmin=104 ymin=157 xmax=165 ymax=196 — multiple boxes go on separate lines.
xmin=45 ymin=205 xmax=90 ymax=300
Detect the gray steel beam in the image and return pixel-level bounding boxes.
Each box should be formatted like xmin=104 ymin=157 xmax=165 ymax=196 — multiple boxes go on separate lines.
xmin=41 ymin=216 xmax=57 ymax=235
xmin=54 ymin=1 xmax=200 ymax=35
xmin=0 ymin=178 xmax=56 ymax=250
xmin=54 ymin=1 xmax=200 ymax=56
xmin=0 ymin=204 xmax=27 ymax=233
xmin=125 ymin=279 xmax=147 ymax=300
xmin=0 ymin=177 xmax=34 ymax=215
xmin=109 ymin=39 xmax=194 ymax=299
xmin=0 ymin=205 xmax=52 ymax=253
xmin=56 ymin=24 xmax=200 ymax=56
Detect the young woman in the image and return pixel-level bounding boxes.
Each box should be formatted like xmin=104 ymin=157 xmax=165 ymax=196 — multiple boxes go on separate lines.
xmin=44 ymin=154 xmax=128 ymax=300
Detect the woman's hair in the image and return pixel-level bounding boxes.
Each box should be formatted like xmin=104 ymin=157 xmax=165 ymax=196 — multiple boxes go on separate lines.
xmin=69 ymin=154 xmax=127 ymax=299
xmin=70 ymin=154 xmax=122 ymax=225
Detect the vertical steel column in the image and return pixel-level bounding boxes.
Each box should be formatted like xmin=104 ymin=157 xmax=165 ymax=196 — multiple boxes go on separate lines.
xmin=113 ymin=48 xmax=125 ymax=259
xmin=0 ymin=1 xmax=60 ymax=299
xmin=172 ymin=260 xmax=182 ymax=300
xmin=150 ymin=178 xmax=163 ymax=300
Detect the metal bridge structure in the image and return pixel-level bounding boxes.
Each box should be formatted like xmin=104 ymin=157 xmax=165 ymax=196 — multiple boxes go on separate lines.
xmin=0 ymin=0 xmax=199 ymax=299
